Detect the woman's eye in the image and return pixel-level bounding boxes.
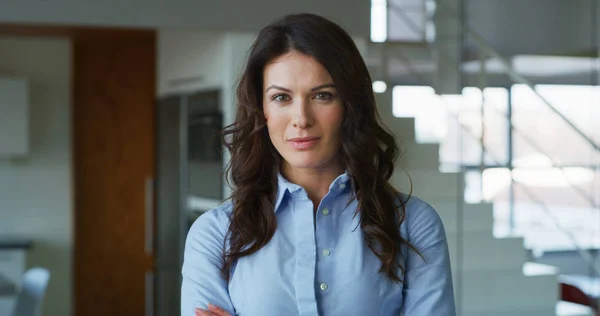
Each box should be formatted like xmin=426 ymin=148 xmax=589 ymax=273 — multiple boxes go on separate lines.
xmin=273 ymin=94 xmax=290 ymax=102
xmin=315 ymin=92 xmax=334 ymax=100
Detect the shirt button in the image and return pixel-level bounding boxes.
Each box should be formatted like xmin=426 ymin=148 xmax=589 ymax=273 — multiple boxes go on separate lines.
xmin=320 ymin=283 xmax=328 ymax=291
xmin=322 ymin=208 xmax=330 ymax=216
xmin=322 ymin=249 xmax=331 ymax=256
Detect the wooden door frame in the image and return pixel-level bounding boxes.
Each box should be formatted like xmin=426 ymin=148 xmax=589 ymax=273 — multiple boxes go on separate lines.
xmin=0 ymin=23 xmax=157 ymax=316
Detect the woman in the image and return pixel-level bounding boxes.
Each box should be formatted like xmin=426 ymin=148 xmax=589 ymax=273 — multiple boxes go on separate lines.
xmin=182 ymin=13 xmax=455 ymax=316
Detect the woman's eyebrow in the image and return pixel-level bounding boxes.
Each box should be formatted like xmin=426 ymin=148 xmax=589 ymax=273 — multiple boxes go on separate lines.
xmin=265 ymin=85 xmax=291 ymax=93
xmin=311 ymin=83 xmax=335 ymax=91
xmin=265 ymin=83 xmax=336 ymax=92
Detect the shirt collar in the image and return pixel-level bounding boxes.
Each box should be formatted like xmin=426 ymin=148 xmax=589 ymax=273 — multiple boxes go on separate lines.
xmin=274 ymin=171 xmax=351 ymax=213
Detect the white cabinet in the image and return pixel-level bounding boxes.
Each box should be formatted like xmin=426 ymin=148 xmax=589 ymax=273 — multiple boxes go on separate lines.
xmin=0 ymin=77 xmax=29 ymax=157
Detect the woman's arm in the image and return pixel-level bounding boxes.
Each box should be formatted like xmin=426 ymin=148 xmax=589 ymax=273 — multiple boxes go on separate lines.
xmin=402 ymin=199 xmax=456 ymax=315
xmin=182 ymin=207 xmax=235 ymax=316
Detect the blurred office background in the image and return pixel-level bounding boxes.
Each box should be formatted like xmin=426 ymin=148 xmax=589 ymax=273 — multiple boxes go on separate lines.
xmin=0 ymin=0 xmax=599 ymax=315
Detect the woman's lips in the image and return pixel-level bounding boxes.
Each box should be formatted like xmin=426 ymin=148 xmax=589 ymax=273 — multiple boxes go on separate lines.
xmin=288 ymin=137 xmax=320 ymax=149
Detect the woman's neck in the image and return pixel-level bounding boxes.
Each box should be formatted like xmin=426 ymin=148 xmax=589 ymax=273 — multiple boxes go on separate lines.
xmin=281 ymin=162 xmax=344 ymax=207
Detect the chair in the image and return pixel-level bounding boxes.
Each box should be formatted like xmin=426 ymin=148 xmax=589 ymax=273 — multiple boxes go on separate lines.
xmin=560 ymin=282 xmax=600 ymax=316
xmin=11 ymin=267 xmax=51 ymax=316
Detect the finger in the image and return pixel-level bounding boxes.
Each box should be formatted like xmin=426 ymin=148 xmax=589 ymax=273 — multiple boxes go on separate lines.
xmin=195 ymin=308 xmax=214 ymax=316
xmin=208 ymin=304 xmax=230 ymax=316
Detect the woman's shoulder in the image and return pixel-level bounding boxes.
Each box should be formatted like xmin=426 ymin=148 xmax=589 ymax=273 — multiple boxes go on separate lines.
xmin=187 ymin=200 xmax=234 ymax=241
xmin=397 ymin=194 xmax=446 ymax=241
xmin=400 ymin=194 xmax=440 ymax=220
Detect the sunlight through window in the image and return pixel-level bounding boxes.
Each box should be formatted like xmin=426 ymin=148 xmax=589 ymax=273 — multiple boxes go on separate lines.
xmin=371 ymin=0 xmax=387 ymax=42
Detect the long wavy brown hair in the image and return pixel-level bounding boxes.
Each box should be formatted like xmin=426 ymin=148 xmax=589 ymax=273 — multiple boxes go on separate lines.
xmin=221 ymin=13 xmax=417 ymax=282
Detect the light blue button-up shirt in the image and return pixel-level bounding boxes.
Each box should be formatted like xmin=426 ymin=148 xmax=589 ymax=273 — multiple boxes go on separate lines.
xmin=182 ymin=173 xmax=456 ymax=315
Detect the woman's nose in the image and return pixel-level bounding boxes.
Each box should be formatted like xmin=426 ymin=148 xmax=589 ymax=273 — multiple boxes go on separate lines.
xmin=292 ymin=99 xmax=313 ymax=128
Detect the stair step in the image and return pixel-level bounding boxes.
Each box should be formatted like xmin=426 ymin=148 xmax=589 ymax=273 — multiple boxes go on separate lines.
xmin=399 ymin=142 xmax=441 ymax=170
xmin=392 ymin=170 xmax=463 ymax=199
xmin=557 ymin=301 xmax=594 ymax=316
xmin=383 ymin=116 xmax=416 ymax=142
xmin=422 ymin=199 xmax=494 ymax=234
xmin=524 ymin=262 xmax=560 ymax=276
xmin=451 ymin=262 xmax=558 ymax=275
xmin=460 ymin=306 xmax=557 ymax=316
xmin=456 ymin=271 xmax=558 ymax=311
xmin=446 ymin=234 xmax=527 ymax=270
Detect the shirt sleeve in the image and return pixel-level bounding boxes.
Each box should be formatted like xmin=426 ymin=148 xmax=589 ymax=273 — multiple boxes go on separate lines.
xmin=181 ymin=207 xmax=236 ymax=316
xmin=401 ymin=199 xmax=456 ymax=315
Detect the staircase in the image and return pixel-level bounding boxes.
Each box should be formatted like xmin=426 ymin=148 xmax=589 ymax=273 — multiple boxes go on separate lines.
xmin=366 ymin=1 xmax=599 ymax=314
xmin=385 ymin=115 xmax=567 ymax=315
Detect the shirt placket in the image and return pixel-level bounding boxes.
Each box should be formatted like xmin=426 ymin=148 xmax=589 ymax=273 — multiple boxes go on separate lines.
xmin=294 ymin=197 xmax=319 ymax=316
xmin=314 ymin=198 xmax=336 ymax=314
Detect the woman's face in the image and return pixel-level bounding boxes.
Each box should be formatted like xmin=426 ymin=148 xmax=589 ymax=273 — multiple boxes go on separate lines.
xmin=263 ymin=51 xmax=344 ymax=173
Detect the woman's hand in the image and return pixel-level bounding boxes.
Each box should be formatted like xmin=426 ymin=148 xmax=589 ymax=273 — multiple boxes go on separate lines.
xmin=195 ymin=304 xmax=231 ymax=316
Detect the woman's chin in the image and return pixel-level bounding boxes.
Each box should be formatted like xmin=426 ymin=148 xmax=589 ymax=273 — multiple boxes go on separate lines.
xmin=283 ymin=155 xmax=338 ymax=171
xmin=287 ymin=161 xmax=322 ymax=170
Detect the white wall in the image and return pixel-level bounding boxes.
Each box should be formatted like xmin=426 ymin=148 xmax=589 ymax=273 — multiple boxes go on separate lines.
xmin=0 ymin=0 xmax=370 ymax=36
xmin=158 ymin=31 xmax=225 ymax=97
xmin=0 ymin=37 xmax=72 ymax=316
xmin=220 ymin=33 xmax=257 ymax=198
xmin=158 ymin=31 xmax=256 ymax=199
